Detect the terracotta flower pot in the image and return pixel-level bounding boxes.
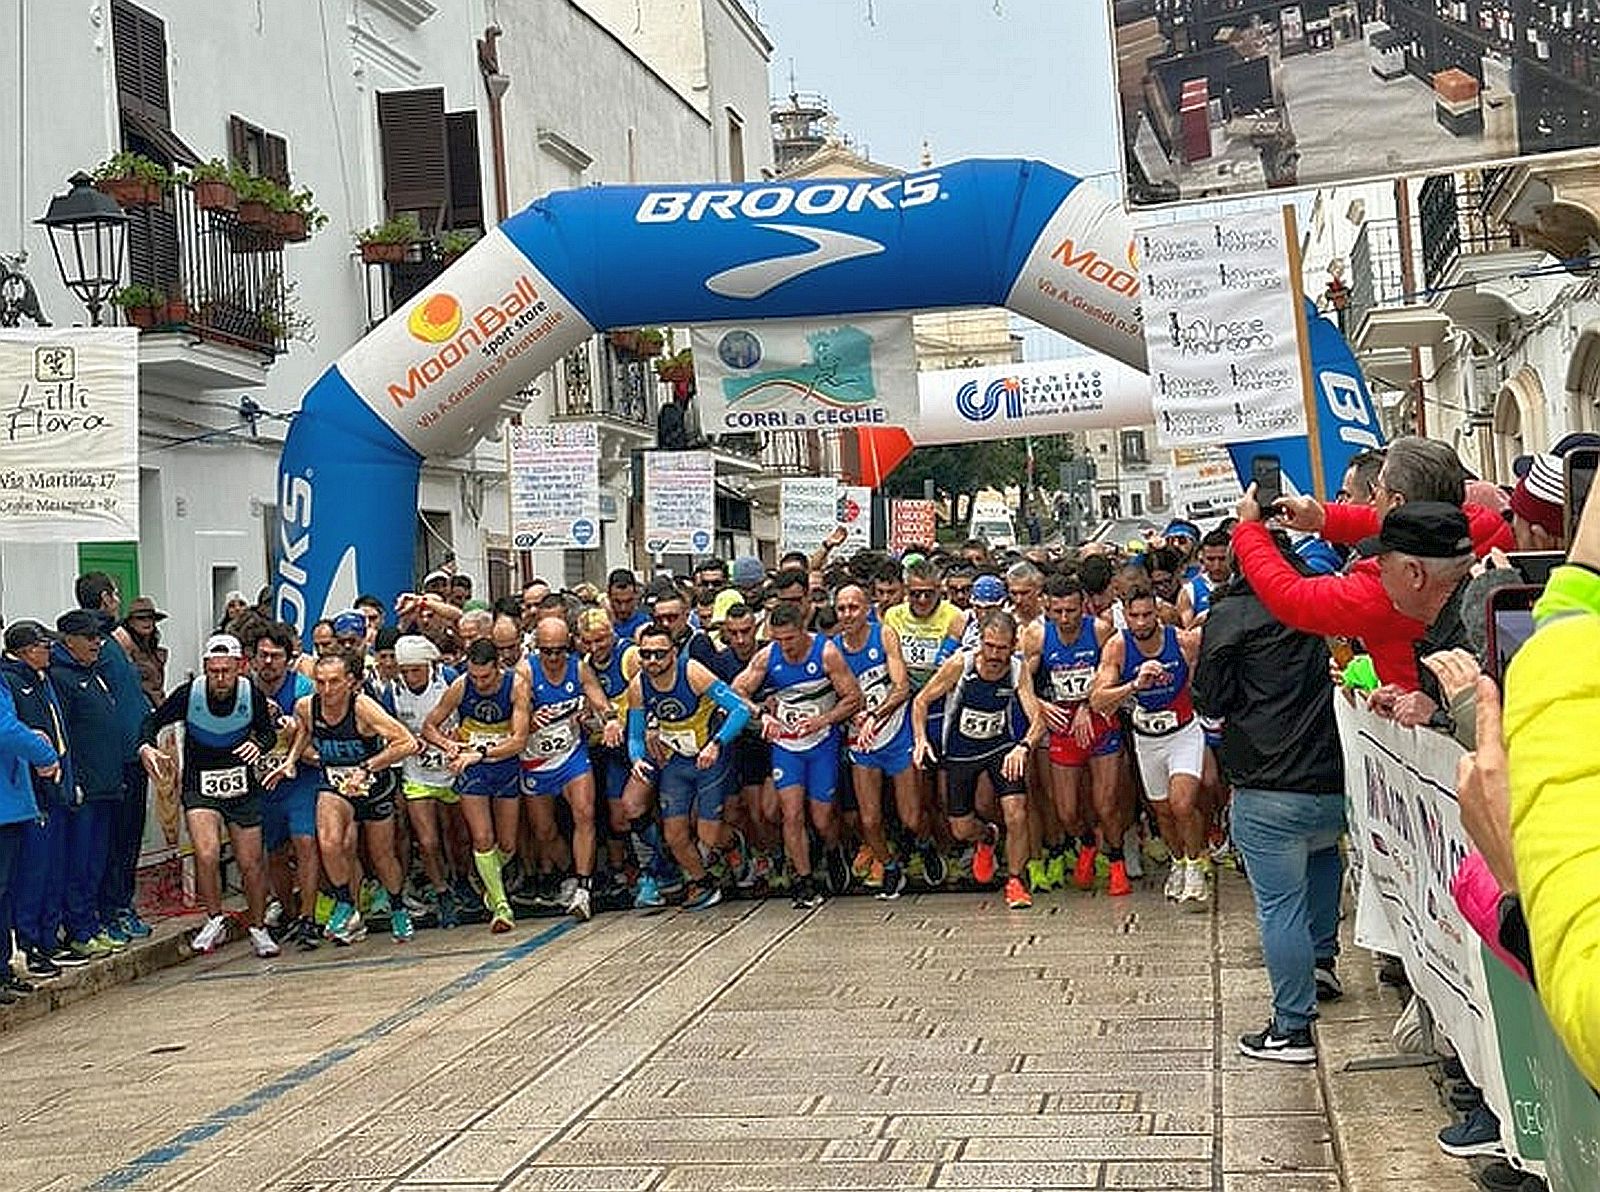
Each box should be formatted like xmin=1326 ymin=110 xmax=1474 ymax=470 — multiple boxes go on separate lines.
xmin=273 ymin=210 xmax=309 ymax=242
xmin=193 ymin=180 xmax=237 ymax=212
xmin=162 ymin=299 xmax=189 ymax=325
xmin=98 ymin=177 xmax=162 ymax=209
xmin=125 ymin=306 xmax=158 ymax=329
xmin=360 ymin=241 xmax=410 ymax=265
xmin=237 ymin=199 xmax=274 ymax=229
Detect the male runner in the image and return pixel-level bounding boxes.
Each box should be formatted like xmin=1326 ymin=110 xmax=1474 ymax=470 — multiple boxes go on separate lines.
xmin=912 ymin=610 xmax=1044 ymax=910
xmin=520 ymin=616 xmax=615 ymax=922
xmin=1177 ymin=529 xmax=1232 ymax=628
xmin=872 ymin=563 xmax=906 ymax=619
xmin=421 ymin=639 xmax=531 ymax=932
xmin=577 ymin=608 xmax=651 ymax=902
xmin=625 ymin=624 xmax=754 ymax=910
xmin=1023 ymin=574 xmax=1131 ymax=897
xmin=389 ymin=634 xmax=462 ymax=928
xmin=607 ymin=569 xmax=651 ymax=642
xmin=733 ymin=601 xmax=862 ymax=909
xmin=298 ymin=650 xmax=418 ymax=943
xmin=139 ymin=635 xmax=284 ymax=957
xmin=246 ymin=623 xmax=320 ymax=948
xmin=710 ymin=601 xmax=775 ymax=889
xmin=1090 ymin=585 xmax=1209 ymax=907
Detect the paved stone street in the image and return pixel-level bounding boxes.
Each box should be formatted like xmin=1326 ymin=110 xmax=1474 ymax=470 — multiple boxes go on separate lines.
xmin=1 ymin=875 xmax=1377 ymax=1191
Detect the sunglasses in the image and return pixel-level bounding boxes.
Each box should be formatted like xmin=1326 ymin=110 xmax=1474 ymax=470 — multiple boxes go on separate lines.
xmin=637 ymin=648 xmax=671 ymax=661
xmin=537 ymin=646 xmax=569 ymax=658
xmin=908 ymin=588 xmax=939 ymax=599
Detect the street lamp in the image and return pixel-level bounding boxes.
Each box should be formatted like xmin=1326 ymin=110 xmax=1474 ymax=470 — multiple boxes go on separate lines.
xmin=37 ymin=171 xmax=129 ymax=326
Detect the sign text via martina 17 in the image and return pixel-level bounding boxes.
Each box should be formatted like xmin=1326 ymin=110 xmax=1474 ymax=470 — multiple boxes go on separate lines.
xmin=0 ymin=329 xmax=140 ymax=541
xmin=1140 ymin=209 xmax=1306 ymax=449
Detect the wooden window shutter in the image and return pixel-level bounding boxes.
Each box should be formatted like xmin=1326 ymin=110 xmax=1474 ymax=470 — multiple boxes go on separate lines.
xmin=445 ymin=110 xmax=483 ymax=229
xmin=263 ymin=134 xmax=290 ymax=186
xmin=112 ymin=0 xmax=170 ymax=127
xmin=377 ymin=88 xmax=449 ymax=226
xmin=228 ymin=115 xmax=251 ymax=169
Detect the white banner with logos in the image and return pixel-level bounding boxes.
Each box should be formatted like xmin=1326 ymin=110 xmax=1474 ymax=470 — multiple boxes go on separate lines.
xmin=507 ymin=422 xmax=600 ymax=549
xmin=1170 ymin=445 xmax=1242 ymax=518
xmin=780 ymin=477 xmax=838 ymax=558
xmin=643 ymin=449 xmax=715 ymax=556
xmin=914 ymin=355 xmax=1153 ymax=446
xmin=1141 ymin=209 xmax=1306 ymax=448
xmin=0 ymin=329 xmax=139 ymax=542
xmin=691 ymin=315 xmax=917 ymax=433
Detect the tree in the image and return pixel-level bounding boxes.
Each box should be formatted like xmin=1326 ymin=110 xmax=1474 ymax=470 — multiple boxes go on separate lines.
xmin=883 ymin=434 xmax=1077 ymax=530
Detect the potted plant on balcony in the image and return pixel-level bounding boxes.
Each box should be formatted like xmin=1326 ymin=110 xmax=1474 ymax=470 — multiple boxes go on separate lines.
xmin=235 ymin=174 xmax=281 ymax=231
xmin=161 ymin=290 xmax=190 ymax=326
xmin=190 ymin=159 xmax=237 ymax=212
xmin=111 ymin=283 xmax=162 ymax=328
xmin=655 ymin=347 xmax=695 ymax=384
xmin=356 ymin=214 xmax=422 ymax=265
xmin=93 ymin=152 xmax=170 ymax=209
xmin=437 ymin=228 xmax=479 ymax=265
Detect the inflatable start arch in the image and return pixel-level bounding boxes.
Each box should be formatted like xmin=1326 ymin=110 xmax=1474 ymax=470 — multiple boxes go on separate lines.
xmin=273 ymin=158 xmax=1371 ymax=632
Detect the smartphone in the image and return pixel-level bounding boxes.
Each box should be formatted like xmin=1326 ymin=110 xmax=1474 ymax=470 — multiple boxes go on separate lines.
xmin=1565 ymin=447 xmax=1599 ymax=545
xmin=1505 ymin=551 xmax=1563 ymax=586
xmin=1251 ymin=454 xmax=1283 ymax=513
xmin=1485 ymin=585 xmax=1540 ymax=683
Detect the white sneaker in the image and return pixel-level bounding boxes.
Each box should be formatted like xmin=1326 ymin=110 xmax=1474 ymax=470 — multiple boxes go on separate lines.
xmin=1123 ymin=828 xmax=1144 ymax=878
xmin=557 ymin=876 xmax=579 ymax=908
xmin=1164 ymin=862 xmax=1186 ymax=901
xmin=262 ymin=898 xmax=284 ymax=930
xmin=567 ymin=885 xmax=592 ymax=922
xmin=192 ymin=914 xmax=228 ymax=953
xmin=1183 ymin=861 xmax=1209 ymax=908
xmin=249 ymin=925 xmax=281 ymax=958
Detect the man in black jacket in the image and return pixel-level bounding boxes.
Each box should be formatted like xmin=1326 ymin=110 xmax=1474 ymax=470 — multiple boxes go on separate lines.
xmin=1194 ymin=530 xmax=1345 ymax=1066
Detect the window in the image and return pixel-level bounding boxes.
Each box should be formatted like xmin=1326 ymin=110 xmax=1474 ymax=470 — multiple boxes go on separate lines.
xmin=727 ymin=109 xmax=746 ymax=183
xmin=415 ymin=510 xmax=453 ymax=579
xmin=1120 ymin=429 xmax=1147 ymax=464
xmin=229 ymin=116 xmax=289 ymax=185
xmin=1148 ymin=478 xmax=1166 ymax=511
xmin=377 ymin=88 xmax=484 ymax=233
xmin=1130 ymin=492 xmax=1144 ymax=516
xmin=112 ymin=0 xmax=169 ymax=127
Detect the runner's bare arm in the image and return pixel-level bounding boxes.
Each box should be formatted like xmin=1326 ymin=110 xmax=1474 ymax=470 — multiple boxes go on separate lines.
xmin=874 ymin=623 xmax=912 ymax=723
xmin=503 ymin=671 xmax=532 ymax=755
xmin=353 ymin=693 xmax=418 ymax=770
xmin=1090 ymin=635 xmax=1134 ymax=715
xmin=819 ymin=642 xmax=863 ymax=726
xmin=420 ymin=677 xmax=466 ymax=752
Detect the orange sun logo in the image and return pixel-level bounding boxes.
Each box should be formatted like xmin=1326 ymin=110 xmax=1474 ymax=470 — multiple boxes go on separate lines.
xmin=408 ymin=292 xmax=463 ymax=343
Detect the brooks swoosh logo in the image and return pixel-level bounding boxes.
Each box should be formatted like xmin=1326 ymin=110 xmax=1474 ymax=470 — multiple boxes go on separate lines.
xmin=704 ymin=224 xmax=886 ymax=299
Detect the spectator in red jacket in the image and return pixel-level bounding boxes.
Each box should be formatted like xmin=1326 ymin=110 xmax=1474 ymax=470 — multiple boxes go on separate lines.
xmin=1233 ymin=437 xmax=1488 ymax=693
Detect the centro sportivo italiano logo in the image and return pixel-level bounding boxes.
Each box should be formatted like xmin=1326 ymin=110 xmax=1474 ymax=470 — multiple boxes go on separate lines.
xmin=955 ymin=367 xmax=1107 ymax=424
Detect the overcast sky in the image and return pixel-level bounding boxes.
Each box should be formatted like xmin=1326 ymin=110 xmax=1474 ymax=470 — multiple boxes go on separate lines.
xmin=753 ymin=0 xmax=1122 ymax=184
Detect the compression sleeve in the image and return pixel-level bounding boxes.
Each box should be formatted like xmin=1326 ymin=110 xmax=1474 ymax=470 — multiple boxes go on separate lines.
xmin=627 ymin=707 xmax=648 ymax=763
xmin=708 ymin=680 xmax=752 ymax=746
xmin=936 ymin=636 xmax=960 ymax=663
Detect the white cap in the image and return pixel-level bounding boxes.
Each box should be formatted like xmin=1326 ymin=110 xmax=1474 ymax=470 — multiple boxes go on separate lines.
xmin=394 ymin=634 xmax=440 ymax=666
xmin=203 ymin=633 xmax=243 ymax=659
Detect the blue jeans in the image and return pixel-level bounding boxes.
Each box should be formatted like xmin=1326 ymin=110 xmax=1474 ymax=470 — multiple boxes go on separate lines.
xmin=1231 ymin=788 xmax=1346 ymax=1032
xmin=64 ymin=800 xmax=114 ymax=943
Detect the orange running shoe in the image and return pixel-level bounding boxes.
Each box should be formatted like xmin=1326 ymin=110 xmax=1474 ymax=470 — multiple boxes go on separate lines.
xmin=1107 ymin=859 xmax=1133 ymax=897
xmin=1004 ymin=875 xmax=1033 ymax=909
xmin=972 ymin=833 xmax=998 ymax=885
xmin=1073 ymin=845 xmax=1099 ymax=890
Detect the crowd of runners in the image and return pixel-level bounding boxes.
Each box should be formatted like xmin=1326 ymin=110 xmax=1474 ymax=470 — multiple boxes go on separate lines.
xmin=134 ymin=518 xmax=1247 ymax=959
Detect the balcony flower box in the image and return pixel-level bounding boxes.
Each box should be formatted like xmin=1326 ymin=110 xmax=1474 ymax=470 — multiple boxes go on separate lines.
xmin=357 ymin=214 xmax=422 ymax=266
xmin=93 ymin=152 xmax=169 ymax=210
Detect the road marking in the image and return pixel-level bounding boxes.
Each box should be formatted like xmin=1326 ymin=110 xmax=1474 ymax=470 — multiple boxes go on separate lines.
xmin=88 ymin=919 xmax=577 ymax=1191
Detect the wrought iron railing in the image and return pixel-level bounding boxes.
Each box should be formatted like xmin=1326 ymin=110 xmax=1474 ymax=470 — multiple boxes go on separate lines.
xmin=1348 ymin=218 xmax=1408 ymax=333
xmin=117 ymin=178 xmax=287 ymax=355
xmin=1418 ymin=171 xmax=1521 ymax=292
xmin=552 ymin=336 xmax=659 ymax=427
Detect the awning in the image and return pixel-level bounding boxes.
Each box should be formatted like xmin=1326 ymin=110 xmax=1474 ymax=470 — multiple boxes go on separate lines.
xmin=121 ymin=108 xmax=202 ymax=167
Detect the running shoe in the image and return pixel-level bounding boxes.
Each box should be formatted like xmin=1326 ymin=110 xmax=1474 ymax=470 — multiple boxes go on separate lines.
xmin=568 ymin=886 xmax=593 ymax=922
xmin=263 ymin=898 xmax=285 ymax=930
xmin=191 ymin=914 xmax=228 ymax=954
xmin=1238 ymin=1020 xmax=1316 ymax=1064
xmin=99 ymin=924 xmax=130 ymax=949
xmin=865 ymin=859 xmax=886 ymax=890
xmin=1315 ymin=961 xmax=1344 ymax=1002
xmin=368 ymin=885 xmax=392 ymax=918
xmin=1107 ymin=859 xmax=1133 ymax=898
xmin=24 ymin=948 xmax=61 ymax=980
xmin=287 ymin=916 xmax=321 ymax=951
xmin=436 ymin=887 xmax=460 ymax=929
xmin=737 ymin=850 xmax=768 ymax=890
xmin=876 ymin=862 xmax=907 ymax=901
xmin=51 ymin=945 xmax=92 ymax=968
xmin=391 ymin=905 xmax=415 ymax=942
xmin=918 ymin=844 xmax=948 ymax=888
xmin=1044 ymin=851 xmax=1069 ymax=890
xmin=1164 ymin=861 xmax=1186 ymax=901
xmin=633 ymin=875 xmax=666 ymax=911
xmin=851 ymin=843 xmax=874 ymax=882
xmin=1145 ymin=834 xmax=1171 ymax=865
xmin=1026 ymin=857 xmax=1052 ymax=893
xmin=1073 ymin=846 xmax=1099 ymax=891
xmin=1122 ymin=830 xmax=1145 ymax=878
xmin=314 ymin=891 xmax=336 ymax=926
xmin=248 ymin=925 xmax=281 ymax=958
xmin=489 ymin=901 xmax=515 ymax=933
xmin=325 ymin=903 xmax=365 ymax=945
xmin=791 ymin=875 xmax=825 ymax=910
xmin=972 ymin=828 xmax=998 ymax=885
xmin=118 ymin=910 xmax=153 ymax=939
xmin=1004 ymin=875 xmax=1033 ymax=910
xmin=823 ymin=847 xmax=851 ymax=895
xmin=1182 ymin=861 xmax=1210 ymax=909
xmin=683 ymin=881 xmax=723 ymax=911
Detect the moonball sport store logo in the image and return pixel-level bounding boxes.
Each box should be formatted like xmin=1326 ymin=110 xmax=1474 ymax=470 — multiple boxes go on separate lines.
xmin=408 ymin=293 xmax=464 ymax=344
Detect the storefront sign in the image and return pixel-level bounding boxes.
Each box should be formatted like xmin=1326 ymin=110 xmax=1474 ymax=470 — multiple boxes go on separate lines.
xmin=507 ymin=422 xmax=600 ymax=549
xmin=643 ymin=449 xmax=715 ymax=556
xmin=0 ymin=329 xmax=139 ymax=542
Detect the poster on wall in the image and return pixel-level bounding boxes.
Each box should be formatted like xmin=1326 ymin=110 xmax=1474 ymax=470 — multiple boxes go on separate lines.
xmin=1141 ymin=209 xmax=1305 ymax=448
xmin=0 ymin=329 xmax=139 ymax=542
xmin=691 ymin=315 xmax=917 ymax=433
xmin=780 ymin=477 xmax=839 ymax=558
xmin=1110 ymin=0 xmax=1594 ymax=206
xmin=643 ymin=449 xmax=715 ymax=556
xmin=507 ymin=422 xmax=601 ymax=549
xmin=837 ymin=484 xmax=871 ymax=560
xmin=889 ymin=499 xmax=938 ymax=554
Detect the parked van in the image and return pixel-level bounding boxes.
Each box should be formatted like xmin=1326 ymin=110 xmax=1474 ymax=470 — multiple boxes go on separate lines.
xmin=969 ymin=507 xmax=1018 ymax=550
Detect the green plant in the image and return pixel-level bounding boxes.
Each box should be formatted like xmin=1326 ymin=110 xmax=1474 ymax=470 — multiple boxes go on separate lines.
xmin=259 ymin=275 xmax=315 ymax=347
xmin=190 ymin=158 xmax=232 ymax=183
xmin=111 ymin=283 xmax=161 ymax=310
xmin=655 ymin=347 xmax=694 ymax=379
xmin=93 ymin=152 xmax=170 ymax=187
xmin=436 ymin=228 xmax=479 ymax=256
xmin=288 ymin=187 xmax=328 ymax=233
xmin=356 ymin=214 xmax=422 ymax=247
xmin=234 ymin=172 xmax=283 ymax=205
xmin=637 ymin=327 xmax=666 ymax=355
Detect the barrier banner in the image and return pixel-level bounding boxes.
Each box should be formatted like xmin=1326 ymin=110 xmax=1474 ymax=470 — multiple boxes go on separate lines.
xmin=837 ymin=484 xmax=871 ymax=560
xmin=1169 ymin=446 xmax=1241 ymax=519
xmin=780 ymin=477 xmax=839 ymax=558
xmin=1338 ymin=697 xmax=1600 ymax=1188
xmin=691 ymin=315 xmax=916 ymax=433
xmin=0 ymin=329 xmax=139 ymax=542
xmin=507 ymin=422 xmax=600 ymax=550
xmin=889 ymin=499 xmax=937 ymax=554
xmin=643 ymin=450 xmax=715 ymax=556
xmin=914 ymin=355 xmax=1152 ymax=446
xmin=1141 ymin=210 xmax=1304 ymax=448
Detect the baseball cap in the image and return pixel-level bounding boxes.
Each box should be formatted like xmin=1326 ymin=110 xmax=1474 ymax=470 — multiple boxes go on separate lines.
xmin=1509 ymin=453 xmax=1564 ymax=537
xmin=422 ymin=569 xmax=450 ymax=589
xmin=4 ymin=621 xmax=55 ymax=651
xmin=1513 ymin=431 xmax=1600 ymax=477
xmin=711 ymin=588 xmax=745 ymax=623
xmin=971 ymin=575 xmax=1006 ymax=606
xmin=56 ymin=609 xmax=103 ymax=638
xmin=331 ymin=610 xmax=367 ymax=636
xmin=394 ymin=634 xmax=440 ymax=666
xmin=203 ymin=633 xmax=244 ymax=659
xmin=1356 ymin=502 xmax=1473 ymax=559
xmin=731 ymin=556 xmax=765 ymax=587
